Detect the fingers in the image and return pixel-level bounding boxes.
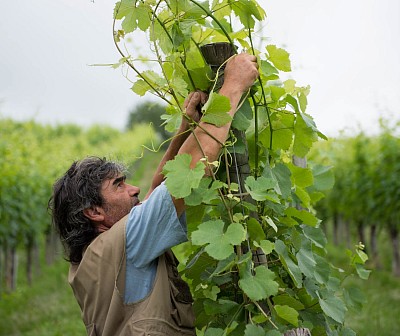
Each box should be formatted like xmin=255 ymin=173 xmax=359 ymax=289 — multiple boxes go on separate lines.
xmin=223 ymin=53 xmax=259 ymax=92
xmin=241 ymin=53 xmax=259 ymax=74
xmin=184 ymin=90 xmax=207 ymax=109
xmin=199 ymin=91 xmax=207 ymax=105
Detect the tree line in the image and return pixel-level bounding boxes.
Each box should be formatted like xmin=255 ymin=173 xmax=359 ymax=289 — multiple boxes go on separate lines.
xmin=310 ymin=118 xmax=400 ymax=276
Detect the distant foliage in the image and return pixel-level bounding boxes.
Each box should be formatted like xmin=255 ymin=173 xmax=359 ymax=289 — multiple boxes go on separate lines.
xmin=126 ymin=101 xmax=172 ymax=141
xmin=311 ymin=119 xmax=400 ymax=277
xmin=0 ymin=118 xmax=153 ymax=291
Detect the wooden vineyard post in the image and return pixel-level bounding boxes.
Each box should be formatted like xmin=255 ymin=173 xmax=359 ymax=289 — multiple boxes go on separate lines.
xmin=200 ymin=42 xmax=267 ymax=266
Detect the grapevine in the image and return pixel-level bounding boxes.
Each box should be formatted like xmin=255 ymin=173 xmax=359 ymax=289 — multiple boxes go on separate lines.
xmin=111 ymin=0 xmax=369 ymax=334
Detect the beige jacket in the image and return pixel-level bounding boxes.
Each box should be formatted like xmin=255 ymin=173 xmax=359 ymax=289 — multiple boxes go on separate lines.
xmin=69 ymin=215 xmax=196 ymax=335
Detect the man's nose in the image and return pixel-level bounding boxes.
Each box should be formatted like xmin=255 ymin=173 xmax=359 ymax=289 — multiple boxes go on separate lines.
xmin=128 ymin=185 xmax=140 ymax=196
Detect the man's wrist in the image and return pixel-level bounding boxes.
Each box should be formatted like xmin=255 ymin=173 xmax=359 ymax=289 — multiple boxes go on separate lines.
xmin=172 ymin=124 xmax=191 ymax=143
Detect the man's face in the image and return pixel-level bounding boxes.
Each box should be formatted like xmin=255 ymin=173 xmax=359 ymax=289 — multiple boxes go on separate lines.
xmin=99 ymin=174 xmax=140 ymax=229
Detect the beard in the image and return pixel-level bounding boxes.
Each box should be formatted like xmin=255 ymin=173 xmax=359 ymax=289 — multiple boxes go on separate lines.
xmin=102 ymin=199 xmax=135 ymax=227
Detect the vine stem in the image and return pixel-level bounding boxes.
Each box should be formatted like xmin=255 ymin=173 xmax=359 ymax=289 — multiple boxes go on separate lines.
xmin=188 ymin=0 xmax=235 ymax=47
xmin=248 ymin=27 xmax=274 ymax=173
xmin=113 ymin=2 xmax=173 ymax=106
xmin=225 ymin=303 xmax=245 ymax=332
xmin=254 ymin=301 xmax=278 ymax=329
xmin=150 ymin=17 xmax=182 ymax=109
xmin=151 ymin=0 xmax=197 ymax=94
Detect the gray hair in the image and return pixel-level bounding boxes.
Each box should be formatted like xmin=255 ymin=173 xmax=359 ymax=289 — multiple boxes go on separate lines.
xmin=49 ymin=157 xmax=125 ymax=263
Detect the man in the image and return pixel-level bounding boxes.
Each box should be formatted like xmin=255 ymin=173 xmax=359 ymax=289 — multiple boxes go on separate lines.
xmin=49 ymin=53 xmax=258 ymax=335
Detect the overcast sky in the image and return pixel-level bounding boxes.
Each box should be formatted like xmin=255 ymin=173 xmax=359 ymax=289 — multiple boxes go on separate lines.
xmin=0 ymin=0 xmax=399 ymax=137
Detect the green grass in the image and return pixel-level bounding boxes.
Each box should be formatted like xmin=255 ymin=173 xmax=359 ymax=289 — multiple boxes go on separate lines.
xmin=345 ymin=270 xmax=400 ymax=335
xmin=323 ymin=226 xmax=400 ymax=336
xmin=0 ymin=260 xmax=85 ymax=336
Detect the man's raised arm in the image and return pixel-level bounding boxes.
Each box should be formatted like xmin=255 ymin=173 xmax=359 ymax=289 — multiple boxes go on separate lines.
xmin=144 ymin=91 xmax=208 ymax=200
xmin=173 ymin=53 xmax=259 ymax=215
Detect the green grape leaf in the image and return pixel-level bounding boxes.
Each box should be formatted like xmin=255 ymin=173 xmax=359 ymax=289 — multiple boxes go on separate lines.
xmin=232 ymin=99 xmax=253 ymax=131
xmin=355 ymin=263 xmax=371 ymax=280
xmin=254 ymin=240 xmax=274 ymax=255
xmin=270 ymin=86 xmax=286 ymax=102
xmin=285 ymin=94 xmax=300 ymax=114
xmin=302 ymin=226 xmax=327 ymax=248
xmin=171 ymin=22 xmax=185 ymax=48
xmin=191 ymin=220 xmax=246 ymax=260
xmin=245 ymin=176 xmax=277 ymax=201
xmin=141 ymin=70 xmax=167 ymax=87
xmin=313 ymin=253 xmax=330 ymax=284
xmin=263 ymin=216 xmax=278 ymax=232
xmin=311 ymin=164 xmax=335 ymax=191
xmin=341 ymin=328 xmax=357 ymax=336
xmin=150 ymin=18 xmax=173 ymax=53
xmin=210 ymin=253 xmax=236 ymax=277
xmin=274 ymin=240 xmax=302 ymax=288
xmin=132 ymin=70 xmax=167 ymax=96
xmin=326 ymin=276 xmax=341 ymax=292
xmin=289 ymin=163 xmax=314 ymax=188
xmin=201 ymin=92 xmax=232 ymax=126
xmin=296 ymin=244 xmax=316 ymax=278
xmin=204 ymin=328 xmax=224 ymax=336
xmin=231 ymin=0 xmax=266 ymax=29
xmin=162 ymin=154 xmax=204 ymax=198
xmin=343 ymin=286 xmax=366 ymax=310
xmin=261 ymin=164 xmax=283 ymax=198
xmin=265 ymin=332 xmax=282 ymax=336
xmin=135 ymin=4 xmax=151 ymax=31
xmin=284 ymin=79 xmax=296 ymax=93
xmin=260 ymin=60 xmax=279 ymax=79
xmin=266 ymin=45 xmax=291 ymax=72
xmin=170 ymin=76 xmax=189 ymax=97
xmin=298 ymin=92 xmax=308 ymax=112
xmin=203 ymin=285 xmax=220 ymax=301
xmin=213 ymin=0 xmax=231 ymax=20
xmin=114 ymin=1 xmax=150 ymax=33
xmin=294 ymin=186 xmax=311 ymax=209
xmin=273 ymin=294 xmax=305 ymax=310
xmin=285 ymin=207 xmax=319 ymax=227
xmin=275 ymin=305 xmax=299 ymax=327
xmin=293 ymin=113 xmax=318 ymax=158
xmin=187 ymin=67 xmax=212 ymax=91
xmin=272 ymin=163 xmax=292 ymax=199
xmin=239 ymin=264 xmax=279 ymax=301
xmin=185 ymin=177 xmax=223 ymax=206
xmin=204 ymin=298 xmax=239 ymax=315
xmin=355 ymin=248 xmax=369 ymax=263
xmin=244 ymin=324 xmax=267 ymax=336
xmin=259 ymin=111 xmax=294 ymax=151
xmin=161 ymin=105 xmax=182 ymax=133
xmin=247 ymin=217 xmax=266 ymax=241
xmin=317 ymin=293 xmax=347 ymax=324
xmin=114 ymin=0 xmax=132 ymax=19
xmin=131 ymin=79 xmax=150 ymax=96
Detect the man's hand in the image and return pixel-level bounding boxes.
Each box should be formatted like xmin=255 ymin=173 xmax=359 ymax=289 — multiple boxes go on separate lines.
xmin=221 ymin=53 xmax=259 ymax=97
xmin=180 ymin=91 xmax=208 ymax=132
xmin=181 ymin=53 xmax=257 ymax=132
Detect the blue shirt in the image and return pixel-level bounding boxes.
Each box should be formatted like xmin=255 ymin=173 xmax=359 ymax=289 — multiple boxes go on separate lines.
xmin=124 ymin=182 xmax=187 ymax=303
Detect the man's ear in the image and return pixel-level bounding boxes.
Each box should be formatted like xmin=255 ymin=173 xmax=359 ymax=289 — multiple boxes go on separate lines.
xmin=83 ymin=206 xmax=105 ymax=223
